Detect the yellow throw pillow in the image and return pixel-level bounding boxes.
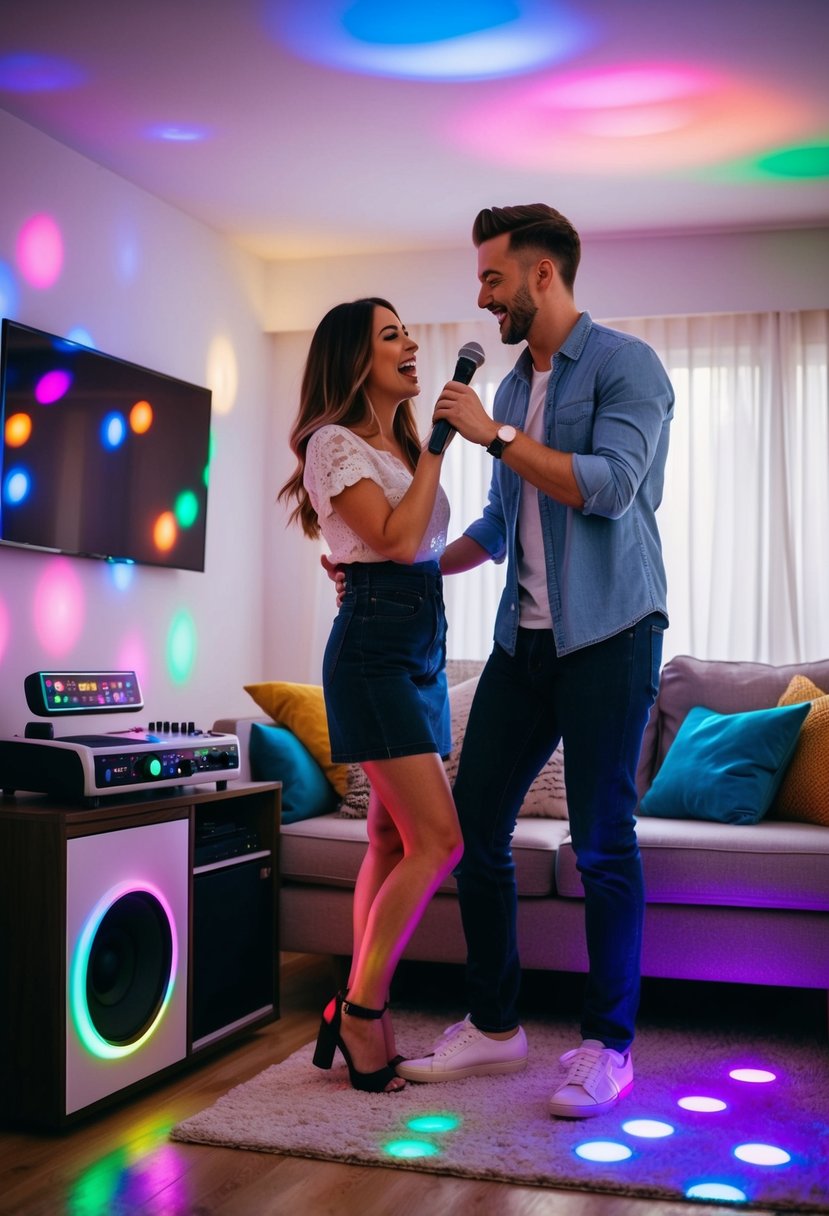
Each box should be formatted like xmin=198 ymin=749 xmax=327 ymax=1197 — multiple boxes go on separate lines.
xmin=244 ymin=682 xmax=348 ymax=796
xmin=772 ymin=674 xmax=829 ymax=826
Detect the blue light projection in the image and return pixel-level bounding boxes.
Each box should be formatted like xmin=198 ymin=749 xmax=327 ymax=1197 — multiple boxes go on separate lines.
xmin=0 ymin=261 xmax=19 ymax=319
xmin=0 ymin=52 xmax=85 ymax=92
xmin=147 ymin=125 xmax=211 ymax=143
xmin=266 ymin=0 xmax=590 ymax=81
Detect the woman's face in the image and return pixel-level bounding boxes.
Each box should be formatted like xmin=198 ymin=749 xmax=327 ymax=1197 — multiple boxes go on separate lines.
xmin=364 ymin=305 xmax=419 ymax=406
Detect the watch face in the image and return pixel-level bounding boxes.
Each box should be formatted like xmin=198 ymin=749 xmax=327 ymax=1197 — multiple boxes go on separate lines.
xmin=499 ymin=425 xmax=517 ymax=443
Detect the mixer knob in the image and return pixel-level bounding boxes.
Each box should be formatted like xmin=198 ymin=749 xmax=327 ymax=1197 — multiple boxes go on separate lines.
xmin=136 ymin=754 xmax=163 ymax=780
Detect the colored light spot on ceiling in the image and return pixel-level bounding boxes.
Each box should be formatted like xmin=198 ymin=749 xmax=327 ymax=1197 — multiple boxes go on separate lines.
xmin=130 ymin=400 xmax=153 ymax=434
xmin=686 ymin=1182 xmax=747 ymax=1202
xmin=0 ymin=596 xmax=9 ymax=666
xmin=678 ymin=1095 xmax=728 ymax=1113
xmin=33 ymin=557 xmax=85 ymax=657
xmin=0 ymin=261 xmax=20 ymax=318
xmin=206 ymin=334 xmax=238 ymax=415
xmin=452 ymin=65 xmax=811 ymax=173
xmin=267 ymin=0 xmax=591 ymax=81
xmin=622 ymin=1119 xmax=674 ymax=1139
xmin=0 ymin=52 xmax=85 ymax=92
xmin=167 ymin=610 xmax=196 ymax=684
xmin=734 ymin=1142 xmax=791 ymax=1166
xmin=5 ymin=413 xmax=32 ymax=447
xmin=148 ymin=125 xmax=211 ymax=143
xmin=407 ymin=1113 xmax=462 ymax=1133
xmin=729 ymin=1067 xmax=776 ymax=1083
xmin=153 ymin=512 xmax=178 ymax=553
xmin=382 ymin=1138 xmax=440 ymax=1159
xmin=574 ymin=1140 xmax=632 ymax=1163
xmin=3 ymin=466 xmax=31 ymax=505
xmin=101 ymin=412 xmax=127 ymax=450
xmin=16 ymin=213 xmax=64 ymax=289
xmin=35 ymin=368 xmax=72 ymax=404
xmin=342 ymin=0 xmax=519 ymax=44
xmin=174 ymin=491 xmax=199 ymax=529
xmin=756 ymin=143 xmax=829 ymax=178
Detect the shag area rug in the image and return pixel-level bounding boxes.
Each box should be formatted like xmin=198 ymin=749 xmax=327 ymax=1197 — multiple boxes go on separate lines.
xmin=172 ymin=1009 xmax=829 ymax=1211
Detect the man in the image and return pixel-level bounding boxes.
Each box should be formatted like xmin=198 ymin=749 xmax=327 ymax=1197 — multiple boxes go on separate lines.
xmin=397 ymin=204 xmax=673 ymax=1118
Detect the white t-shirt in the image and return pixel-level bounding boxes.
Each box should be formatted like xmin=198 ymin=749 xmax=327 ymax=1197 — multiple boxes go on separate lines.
xmin=517 ymin=368 xmax=552 ymax=626
xmin=304 ymin=425 xmax=450 ymax=564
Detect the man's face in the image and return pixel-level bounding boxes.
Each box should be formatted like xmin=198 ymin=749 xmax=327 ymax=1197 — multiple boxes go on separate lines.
xmin=476 ymin=233 xmax=538 ymax=346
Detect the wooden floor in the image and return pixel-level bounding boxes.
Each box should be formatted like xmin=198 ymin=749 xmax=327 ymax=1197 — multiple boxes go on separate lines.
xmin=1 ymin=955 xmax=820 ymax=1216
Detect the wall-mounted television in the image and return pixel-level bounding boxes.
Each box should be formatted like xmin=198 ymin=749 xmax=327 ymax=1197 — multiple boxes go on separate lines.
xmin=0 ymin=320 xmax=212 ymax=572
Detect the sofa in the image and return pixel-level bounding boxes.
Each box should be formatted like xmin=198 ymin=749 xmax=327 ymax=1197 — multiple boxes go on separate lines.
xmin=214 ymin=654 xmax=829 ymax=1019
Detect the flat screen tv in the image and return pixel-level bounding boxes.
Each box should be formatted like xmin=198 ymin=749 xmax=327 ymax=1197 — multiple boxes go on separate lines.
xmin=0 ymin=320 xmax=211 ymax=572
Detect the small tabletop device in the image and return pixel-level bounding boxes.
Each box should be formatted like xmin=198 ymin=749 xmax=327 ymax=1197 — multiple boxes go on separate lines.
xmin=24 ymin=669 xmax=144 ymax=716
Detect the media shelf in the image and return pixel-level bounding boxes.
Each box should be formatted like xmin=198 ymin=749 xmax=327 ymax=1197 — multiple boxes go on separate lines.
xmin=0 ymin=780 xmax=281 ymax=1129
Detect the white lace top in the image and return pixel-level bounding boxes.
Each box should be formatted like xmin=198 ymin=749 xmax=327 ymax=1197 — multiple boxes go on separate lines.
xmin=304 ymin=425 xmax=450 ymax=564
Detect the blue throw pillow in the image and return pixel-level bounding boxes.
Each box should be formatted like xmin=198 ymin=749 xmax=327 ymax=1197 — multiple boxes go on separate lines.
xmin=249 ymin=722 xmax=338 ymax=824
xmin=638 ymin=701 xmax=810 ymax=825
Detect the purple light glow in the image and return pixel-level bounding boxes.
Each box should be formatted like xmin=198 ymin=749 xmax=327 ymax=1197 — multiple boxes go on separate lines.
xmin=35 ymin=369 xmax=72 ymax=404
xmin=16 ymin=213 xmax=64 ymax=289
xmin=734 ymin=1142 xmax=791 ymax=1166
xmin=729 ymin=1068 xmax=777 ymax=1084
xmin=678 ymin=1095 xmax=728 ymax=1113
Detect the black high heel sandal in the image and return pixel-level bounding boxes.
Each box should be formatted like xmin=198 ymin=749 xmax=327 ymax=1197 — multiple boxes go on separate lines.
xmin=312 ymin=993 xmax=403 ymax=1093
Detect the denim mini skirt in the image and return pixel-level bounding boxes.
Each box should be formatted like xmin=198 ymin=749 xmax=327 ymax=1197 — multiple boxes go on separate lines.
xmin=323 ymin=559 xmax=450 ymax=763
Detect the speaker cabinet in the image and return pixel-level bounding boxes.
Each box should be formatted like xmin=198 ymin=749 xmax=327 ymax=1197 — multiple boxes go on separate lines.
xmin=0 ymin=783 xmax=279 ymax=1129
xmin=65 ymin=818 xmax=189 ymax=1116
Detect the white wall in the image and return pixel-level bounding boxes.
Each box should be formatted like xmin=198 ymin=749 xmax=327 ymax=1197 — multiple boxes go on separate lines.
xmin=0 ymin=111 xmax=270 ymax=740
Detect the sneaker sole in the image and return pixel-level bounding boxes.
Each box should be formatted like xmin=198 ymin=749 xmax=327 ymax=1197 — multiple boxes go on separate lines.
xmin=548 ymin=1079 xmax=633 ymax=1118
xmin=396 ymin=1056 xmax=528 ymax=1083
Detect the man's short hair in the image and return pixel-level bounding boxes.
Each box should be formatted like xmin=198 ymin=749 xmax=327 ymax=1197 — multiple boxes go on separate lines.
xmin=473 ymin=204 xmax=581 ymax=291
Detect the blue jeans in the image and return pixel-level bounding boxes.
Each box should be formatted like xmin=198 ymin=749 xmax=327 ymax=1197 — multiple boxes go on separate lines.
xmin=453 ymin=615 xmax=666 ymax=1053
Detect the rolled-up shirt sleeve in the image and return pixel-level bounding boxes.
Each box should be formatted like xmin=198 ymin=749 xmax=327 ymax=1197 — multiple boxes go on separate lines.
xmin=572 ymin=343 xmax=674 ymax=520
xmin=463 ymin=470 xmax=508 ymax=563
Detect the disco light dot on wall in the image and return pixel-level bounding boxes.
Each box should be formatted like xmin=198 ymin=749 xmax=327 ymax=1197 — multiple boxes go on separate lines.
xmin=206 ymin=334 xmax=238 ymax=415
xmin=167 ymin=610 xmax=196 ymax=684
xmin=0 ymin=260 xmax=20 ymax=318
xmin=0 ymin=596 xmax=9 ymax=666
xmin=109 ymin=561 xmax=136 ymax=592
xmin=147 ymin=125 xmax=211 ymax=143
xmin=266 ymin=0 xmax=590 ymax=80
xmin=16 ymin=213 xmax=64 ymax=289
xmin=65 ymin=327 xmax=95 ymax=349
xmin=33 ymin=557 xmax=85 ymax=657
xmin=0 ymin=52 xmax=85 ymax=92
xmin=756 ymin=142 xmax=829 ymax=178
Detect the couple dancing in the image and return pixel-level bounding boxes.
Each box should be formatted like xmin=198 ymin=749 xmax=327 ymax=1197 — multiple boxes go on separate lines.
xmin=278 ymin=203 xmax=673 ymax=1117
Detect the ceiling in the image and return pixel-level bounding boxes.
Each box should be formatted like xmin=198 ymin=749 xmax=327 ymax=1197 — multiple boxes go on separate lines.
xmin=1 ymin=0 xmax=828 ymax=260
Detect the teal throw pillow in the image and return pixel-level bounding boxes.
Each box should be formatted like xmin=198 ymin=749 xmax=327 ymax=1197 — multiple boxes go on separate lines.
xmin=638 ymin=701 xmax=810 ymax=826
xmin=249 ymin=722 xmax=338 ymax=824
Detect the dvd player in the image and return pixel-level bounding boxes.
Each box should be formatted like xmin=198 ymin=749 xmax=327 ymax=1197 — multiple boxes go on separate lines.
xmin=0 ymin=727 xmax=240 ymax=804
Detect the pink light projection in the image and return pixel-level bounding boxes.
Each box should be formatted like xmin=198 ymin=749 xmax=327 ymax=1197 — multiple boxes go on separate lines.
xmin=0 ymin=597 xmax=9 ymax=667
xmin=16 ymin=213 xmax=64 ymax=289
xmin=451 ymin=63 xmax=813 ymax=173
xmin=33 ymin=557 xmax=85 ymax=657
xmin=116 ymin=632 xmax=149 ymax=698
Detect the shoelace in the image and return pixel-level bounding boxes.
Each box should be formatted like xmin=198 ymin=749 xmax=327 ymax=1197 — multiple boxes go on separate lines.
xmin=560 ymin=1046 xmax=604 ymax=1087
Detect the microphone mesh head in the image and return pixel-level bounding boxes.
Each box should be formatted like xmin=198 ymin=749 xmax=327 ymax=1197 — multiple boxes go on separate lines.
xmin=458 ymin=341 xmax=485 ymax=368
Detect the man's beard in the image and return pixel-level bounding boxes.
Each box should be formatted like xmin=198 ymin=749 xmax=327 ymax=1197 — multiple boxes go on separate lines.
xmin=501 ymin=279 xmax=537 ymax=345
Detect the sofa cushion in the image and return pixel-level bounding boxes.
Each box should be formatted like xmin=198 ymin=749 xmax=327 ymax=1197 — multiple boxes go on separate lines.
xmin=637 ymin=702 xmax=809 ymax=825
xmin=772 ymin=674 xmax=829 ymax=827
xmin=338 ymin=675 xmax=568 ymax=820
xmin=249 ymin=722 xmax=338 ymax=823
xmin=636 ymin=654 xmax=829 ymax=799
xmin=555 ymin=818 xmax=829 ymax=912
xmin=244 ymin=681 xmax=348 ymax=795
xmin=281 ymin=814 xmax=570 ymax=898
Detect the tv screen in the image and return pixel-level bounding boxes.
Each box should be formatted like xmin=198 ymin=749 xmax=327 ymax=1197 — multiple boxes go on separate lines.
xmin=0 ymin=320 xmax=211 ymax=572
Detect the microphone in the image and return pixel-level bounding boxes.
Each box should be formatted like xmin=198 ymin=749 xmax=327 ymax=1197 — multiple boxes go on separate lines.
xmin=427 ymin=341 xmax=486 ymax=454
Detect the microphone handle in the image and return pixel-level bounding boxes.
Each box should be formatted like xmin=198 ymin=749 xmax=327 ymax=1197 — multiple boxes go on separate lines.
xmin=427 ymin=355 xmax=479 ymax=456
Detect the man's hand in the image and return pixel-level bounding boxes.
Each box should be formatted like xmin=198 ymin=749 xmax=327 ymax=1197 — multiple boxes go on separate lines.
xmin=320 ymin=553 xmax=346 ymax=607
xmin=432 ymin=381 xmax=497 ymax=449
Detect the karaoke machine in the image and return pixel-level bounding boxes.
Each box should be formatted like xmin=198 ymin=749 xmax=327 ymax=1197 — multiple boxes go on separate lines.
xmin=0 ymin=669 xmax=240 ymax=804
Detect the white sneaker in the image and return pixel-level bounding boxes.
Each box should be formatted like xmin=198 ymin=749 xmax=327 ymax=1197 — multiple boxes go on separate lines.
xmin=548 ymin=1039 xmax=633 ymax=1118
xmin=396 ymin=1015 xmax=528 ymax=1082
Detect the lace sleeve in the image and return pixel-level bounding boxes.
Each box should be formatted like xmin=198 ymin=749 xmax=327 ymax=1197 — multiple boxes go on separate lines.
xmin=305 ymin=426 xmax=381 ymax=520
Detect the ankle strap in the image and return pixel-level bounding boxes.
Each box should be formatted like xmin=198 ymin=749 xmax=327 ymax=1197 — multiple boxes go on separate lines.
xmin=342 ymin=997 xmax=385 ymax=1020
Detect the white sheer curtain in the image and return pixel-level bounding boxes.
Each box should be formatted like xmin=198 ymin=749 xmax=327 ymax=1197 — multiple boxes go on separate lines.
xmin=414 ymin=311 xmax=829 ymax=666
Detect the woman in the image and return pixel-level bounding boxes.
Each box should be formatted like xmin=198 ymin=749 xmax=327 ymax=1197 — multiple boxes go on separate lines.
xmin=278 ymin=298 xmax=463 ymax=1094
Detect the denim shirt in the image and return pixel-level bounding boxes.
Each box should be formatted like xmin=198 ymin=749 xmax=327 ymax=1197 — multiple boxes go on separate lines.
xmin=464 ymin=311 xmax=674 ymax=656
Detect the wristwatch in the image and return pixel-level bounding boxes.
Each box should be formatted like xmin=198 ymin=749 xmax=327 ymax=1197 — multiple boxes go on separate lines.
xmin=486 ymin=424 xmax=518 ymax=459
